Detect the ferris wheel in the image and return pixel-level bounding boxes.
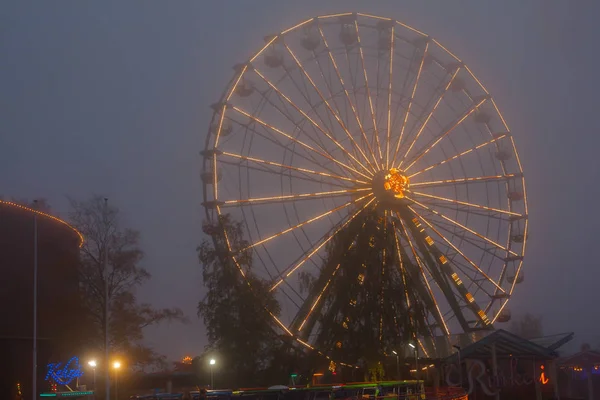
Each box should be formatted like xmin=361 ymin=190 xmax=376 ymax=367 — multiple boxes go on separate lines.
xmin=201 ymin=12 xmax=528 ymax=363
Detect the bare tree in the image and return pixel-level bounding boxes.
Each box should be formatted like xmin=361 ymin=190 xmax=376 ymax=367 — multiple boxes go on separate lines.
xmin=70 ymin=195 xmax=186 ymax=371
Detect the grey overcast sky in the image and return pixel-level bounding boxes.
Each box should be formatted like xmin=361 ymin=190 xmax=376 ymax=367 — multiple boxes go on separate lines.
xmin=2 ymin=1 xmax=600 ymax=360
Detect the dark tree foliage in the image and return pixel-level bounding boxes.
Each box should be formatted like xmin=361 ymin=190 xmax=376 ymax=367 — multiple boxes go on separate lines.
xmin=70 ymin=195 xmax=185 ymax=372
xmin=198 ymin=214 xmax=282 ymax=387
xmin=296 ymin=209 xmax=431 ymax=377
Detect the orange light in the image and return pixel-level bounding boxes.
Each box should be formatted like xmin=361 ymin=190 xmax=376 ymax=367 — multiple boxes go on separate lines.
xmin=539 ymin=365 xmax=549 ymax=385
xmin=0 ymin=200 xmax=84 ymax=247
xmin=383 ymin=168 xmax=409 ymax=198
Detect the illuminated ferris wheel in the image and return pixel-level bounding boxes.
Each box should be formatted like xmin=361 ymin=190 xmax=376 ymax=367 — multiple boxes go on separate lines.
xmin=201 ymin=12 xmax=528 ymax=363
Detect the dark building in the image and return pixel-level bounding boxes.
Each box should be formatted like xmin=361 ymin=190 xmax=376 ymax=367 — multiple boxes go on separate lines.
xmin=0 ymin=200 xmax=83 ymax=399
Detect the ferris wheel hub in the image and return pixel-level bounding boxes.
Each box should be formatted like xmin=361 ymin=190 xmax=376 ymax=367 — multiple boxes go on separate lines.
xmin=372 ymin=169 xmax=410 ymax=204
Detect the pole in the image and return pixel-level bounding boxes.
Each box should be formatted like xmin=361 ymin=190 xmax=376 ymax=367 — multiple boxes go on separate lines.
xmin=32 ymin=200 xmax=38 ymax=400
xmin=491 ymin=344 xmax=499 ymax=400
xmin=453 ymin=345 xmax=462 ymax=388
xmin=415 ymin=347 xmax=419 ymax=386
xmin=458 ymin=349 xmax=462 ymax=387
xmin=395 ymin=354 xmax=400 ymax=380
xmin=104 ymin=198 xmax=110 ymax=400
xmin=93 ymin=368 xmax=96 ymax=392
xmin=210 ymin=365 xmax=214 ymax=389
xmin=114 ymin=370 xmax=118 ymax=400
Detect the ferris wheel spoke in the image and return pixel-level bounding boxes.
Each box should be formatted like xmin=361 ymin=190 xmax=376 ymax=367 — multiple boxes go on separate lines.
xmin=403 ymin=95 xmax=489 ymax=172
xmin=238 ymin=193 xmax=373 ymax=252
xmin=219 ymin=159 xmax=353 ymax=192
xmin=407 ymin=197 xmax=518 ymax=257
xmin=424 ymin=216 xmax=510 ymax=265
xmin=294 ymin=262 xmax=343 ymax=334
xmin=354 ymin=21 xmax=384 ymax=167
xmin=391 ymin=41 xmax=430 ymax=167
xmin=252 ymin=72 xmax=360 ymax=176
xmin=411 ymin=200 xmax=511 ymax=223
xmin=225 ymin=115 xmax=357 ymax=183
xmin=385 ymin=26 xmax=395 ymax=169
xmin=407 ymin=191 xmax=522 ymax=217
xmin=252 ymin=68 xmax=367 ymax=174
xmin=397 ymin=68 xmax=461 ymax=168
xmin=407 ymin=206 xmax=505 ymax=294
xmin=396 ymin=217 xmax=450 ymax=335
xmin=391 ymin=220 xmax=419 ymax=333
xmin=405 ymin=212 xmax=493 ymax=328
xmin=410 ymin=173 xmax=518 ymax=188
xmin=269 ymin=197 xmax=375 ymax=292
xmin=308 ymin=53 xmax=370 ymax=174
xmin=409 ymin=133 xmax=508 ymax=179
xmin=221 ymin=188 xmax=370 ymax=207
xmin=316 ymin=26 xmax=380 ymax=170
xmin=232 ymin=106 xmax=372 ymax=180
xmin=399 ymin=211 xmax=480 ymax=331
xmin=283 ymin=43 xmax=376 ymax=175
xmin=250 ymin=83 xmax=342 ymax=174
xmin=220 ymin=151 xmax=368 ymax=186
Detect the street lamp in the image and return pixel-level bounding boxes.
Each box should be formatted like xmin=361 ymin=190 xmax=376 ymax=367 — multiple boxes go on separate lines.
xmin=452 ymin=345 xmax=462 ymax=387
xmin=88 ymin=360 xmax=97 ymax=391
xmin=209 ymin=359 xmax=216 ymax=389
xmin=392 ymin=350 xmax=400 ymax=379
xmin=113 ymin=361 xmax=121 ymax=400
xmin=408 ymin=343 xmax=419 ymax=384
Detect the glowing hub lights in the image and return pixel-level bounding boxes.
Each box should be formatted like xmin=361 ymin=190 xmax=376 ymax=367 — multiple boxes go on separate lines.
xmin=201 ymin=12 xmax=528 ymax=366
xmin=372 ymin=168 xmax=410 ymax=202
xmin=383 ymin=169 xmax=409 ymax=198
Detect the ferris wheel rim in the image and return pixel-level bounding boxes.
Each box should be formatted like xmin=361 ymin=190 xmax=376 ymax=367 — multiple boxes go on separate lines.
xmin=201 ymin=12 xmax=528 ymax=362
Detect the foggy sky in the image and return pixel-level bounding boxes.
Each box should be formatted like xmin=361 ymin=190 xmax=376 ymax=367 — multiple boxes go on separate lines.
xmin=2 ymin=0 xmax=600 ymax=361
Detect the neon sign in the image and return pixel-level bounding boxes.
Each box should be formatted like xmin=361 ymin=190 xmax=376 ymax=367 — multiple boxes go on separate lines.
xmin=539 ymin=365 xmax=549 ymax=385
xmin=446 ymin=359 xmax=538 ymax=396
xmin=45 ymin=357 xmax=84 ymax=385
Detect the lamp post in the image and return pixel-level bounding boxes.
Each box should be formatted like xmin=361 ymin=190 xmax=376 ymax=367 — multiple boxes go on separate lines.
xmin=409 ymin=343 xmax=419 ymax=384
xmin=452 ymin=345 xmax=462 ymax=387
xmin=113 ymin=361 xmax=121 ymax=400
xmin=392 ymin=350 xmax=400 ymax=379
xmin=104 ymin=198 xmax=110 ymax=400
xmin=88 ymin=360 xmax=97 ymax=391
xmin=209 ymin=359 xmax=216 ymax=389
xmin=32 ymin=200 xmax=39 ymax=400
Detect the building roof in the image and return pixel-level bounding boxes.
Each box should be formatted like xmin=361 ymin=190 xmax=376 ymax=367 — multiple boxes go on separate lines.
xmin=529 ymin=332 xmax=574 ymax=351
xmin=557 ymin=350 xmax=600 ymax=367
xmin=0 ymin=200 xmax=83 ymax=247
xmin=445 ymin=329 xmax=557 ymax=362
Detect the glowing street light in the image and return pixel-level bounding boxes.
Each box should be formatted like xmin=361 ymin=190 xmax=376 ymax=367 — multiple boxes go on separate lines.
xmin=209 ymin=359 xmax=216 ymax=388
xmin=88 ymin=360 xmax=97 ymax=391
xmin=408 ymin=343 xmax=419 ymax=383
xmin=391 ymin=350 xmax=400 ymax=379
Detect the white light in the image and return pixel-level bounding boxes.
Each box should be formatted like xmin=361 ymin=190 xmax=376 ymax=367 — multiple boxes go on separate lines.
xmin=408 ymin=343 xmax=416 ymax=349
xmin=88 ymin=360 xmax=97 ymax=368
xmin=392 ymin=350 xmax=397 ymax=355
xmin=210 ymin=359 xmax=216 ymax=365
xmin=113 ymin=361 xmax=121 ymax=369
